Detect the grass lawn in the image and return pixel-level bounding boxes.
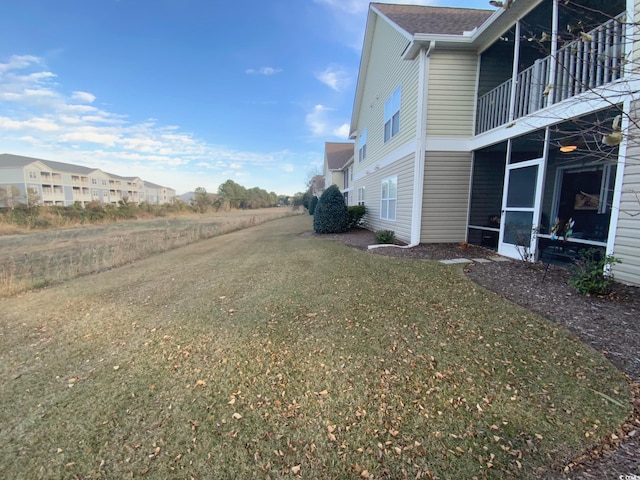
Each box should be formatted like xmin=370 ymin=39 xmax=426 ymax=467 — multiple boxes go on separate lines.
xmin=0 ymin=214 xmax=631 ymax=479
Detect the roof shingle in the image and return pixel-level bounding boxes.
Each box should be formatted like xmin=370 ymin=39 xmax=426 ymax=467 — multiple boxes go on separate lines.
xmin=325 ymin=142 xmax=353 ymax=171
xmin=372 ymin=3 xmax=493 ymax=36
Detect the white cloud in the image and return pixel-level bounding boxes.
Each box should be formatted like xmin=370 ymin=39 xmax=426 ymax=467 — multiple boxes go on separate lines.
xmin=0 ymin=116 xmax=60 ymax=132
xmin=305 ymin=104 xmax=349 ymax=139
xmin=0 ymin=54 xmax=311 ymax=195
xmin=0 ymin=54 xmax=42 ymax=73
xmin=71 ymin=91 xmax=96 ymax=103
xmin=245 ymin=66 xmax=283 ymax=76
xmin=333 ymin=123 xmax=350 ymax=139
xmin=59 ymin=129 xmax=120 ymax=146
xmin=316 ymin=66 xmax=351 ymax=92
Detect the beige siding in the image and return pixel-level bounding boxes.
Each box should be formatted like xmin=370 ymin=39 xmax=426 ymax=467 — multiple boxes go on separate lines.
xmin=612 ymin=104 xmax=640 ymax=285
xmin=421 ymin=151 xmax=473 ymax=243
xmin=326 ymin=171 xmax=343 ymax=190
xmin=357 ymin=154 xmax=415 ymax=243
xmin=354 ymin=16 xmax=419 ymax=176
xmin=426 ymin=50 xmax=479 ymax=137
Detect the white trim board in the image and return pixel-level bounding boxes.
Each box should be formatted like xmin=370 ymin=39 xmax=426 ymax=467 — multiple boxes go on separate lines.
xmin=353 ymin=140 xmax=416 ymax=182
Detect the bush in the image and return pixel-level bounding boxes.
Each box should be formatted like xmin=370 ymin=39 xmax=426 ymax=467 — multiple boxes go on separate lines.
xmin=347 ymin=205 xmax=366 ymax=228
xmin=569 ymin=248 xmax=621 ymax=295
xmin=309 ymin=196 xmax=319 ymax=215
xmin=375 ymin=229 xmax=396 ymax=244
xmin=313 ymin=185 xmax=350 ymax=234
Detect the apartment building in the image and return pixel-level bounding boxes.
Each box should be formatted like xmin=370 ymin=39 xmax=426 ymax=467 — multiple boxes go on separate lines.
xmin=0 ymin=153 xmax=176 ymax=207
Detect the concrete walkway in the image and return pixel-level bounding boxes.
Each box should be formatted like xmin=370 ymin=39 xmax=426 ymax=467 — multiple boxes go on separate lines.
xmin=439 ymin=256 xmax=511 ymax=265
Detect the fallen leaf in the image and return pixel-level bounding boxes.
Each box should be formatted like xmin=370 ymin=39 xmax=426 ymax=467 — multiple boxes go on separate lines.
xmin=232 ymin=412 xmax=242 ymax=420
xmin=291 ymin=464 xmax=301 ymax=474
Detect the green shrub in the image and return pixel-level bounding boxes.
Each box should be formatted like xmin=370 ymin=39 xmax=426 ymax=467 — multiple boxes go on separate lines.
xmin=313 ymin=185 xmax=349 ymax=234
xmin=309 ymin=196 xmax=319 ymax=215
xmin=375 ymin=229 xmax=396 ymax=244
xmin=347 ymin=205 xmax=365 ymax=228
xmin=569 ymin=248 xmax=621 ymax=295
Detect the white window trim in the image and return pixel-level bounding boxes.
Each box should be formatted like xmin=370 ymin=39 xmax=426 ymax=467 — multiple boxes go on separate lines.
xmin=358 ymin=186 xmax=365 ymax=206
xmin=380 ymin=175 xmax=397 ymax=221
xmin=358 ymin=129 xmax=367 ymax=162
xmin=384 ymin=86 xmax=401 ymax=143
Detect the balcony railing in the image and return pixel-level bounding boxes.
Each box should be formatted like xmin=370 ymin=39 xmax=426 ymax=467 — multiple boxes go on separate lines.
xmin=476 ymin=13 xmax=626 ymax=134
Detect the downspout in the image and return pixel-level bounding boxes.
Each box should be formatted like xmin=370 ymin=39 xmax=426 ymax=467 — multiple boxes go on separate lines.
xmin=369 ymin=41 xmax=434 ymax=250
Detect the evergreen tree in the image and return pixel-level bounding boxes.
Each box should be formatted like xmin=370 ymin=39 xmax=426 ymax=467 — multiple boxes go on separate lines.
xmin=313 ymin=185 xmax=349 ymax=233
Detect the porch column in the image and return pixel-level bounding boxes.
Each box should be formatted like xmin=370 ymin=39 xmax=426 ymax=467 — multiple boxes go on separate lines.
xmin=508 ymin=22 xmax=521 ymax=122
xmin=545 ymin=0 xmax=559 ymax=107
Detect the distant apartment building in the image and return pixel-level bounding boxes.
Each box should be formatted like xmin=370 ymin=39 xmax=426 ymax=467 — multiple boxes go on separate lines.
xmin=0 ymin=153 xmax=176 ymax=207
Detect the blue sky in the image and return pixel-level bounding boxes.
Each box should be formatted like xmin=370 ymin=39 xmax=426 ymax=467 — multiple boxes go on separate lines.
xmin=0 ymin=0 xmax=490 ymax=195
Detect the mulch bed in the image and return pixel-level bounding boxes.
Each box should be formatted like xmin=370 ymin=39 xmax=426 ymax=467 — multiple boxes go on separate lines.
xmin=312 ymin=227 xmax=640 ymax=478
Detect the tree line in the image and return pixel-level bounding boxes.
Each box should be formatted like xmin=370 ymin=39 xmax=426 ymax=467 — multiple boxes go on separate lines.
xmin=190 ymin=179 xmax=296 ymax=212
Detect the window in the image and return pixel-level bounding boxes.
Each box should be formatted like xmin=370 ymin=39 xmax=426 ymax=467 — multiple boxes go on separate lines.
xmin=343 ymin=170 xmax=349 ymax=189
xmin=380 ymin=176 xmax=397 ymax=221
xmin=91 ymin=178 xmax=97 ymax=185
xmin=358 ymin=129 xmax=367 ymax=162
xmin=358 ymin=186 xmax=365 ymax=206
xmin=28 ymin=170 xmax=37 ymax=180
xmin=384 ymin=86 xmax=401 ymax=142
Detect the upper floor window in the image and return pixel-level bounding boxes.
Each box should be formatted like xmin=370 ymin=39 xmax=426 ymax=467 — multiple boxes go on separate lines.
xmin=28 ymin=170 xmax=37 ymax=180
xmin=343 ymin=169 xmax=349 ymax=189
xmin=384 ymin=86 xmax=401 ymax=143
xmin=358 ymin=129 xmax=367 ymax=162
xmin=380 ymin=175 xmax=397 ymax=221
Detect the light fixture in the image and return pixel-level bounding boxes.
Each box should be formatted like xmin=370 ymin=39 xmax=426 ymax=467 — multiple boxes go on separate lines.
xmin=559 ymin=144 xmax=578 ymax=153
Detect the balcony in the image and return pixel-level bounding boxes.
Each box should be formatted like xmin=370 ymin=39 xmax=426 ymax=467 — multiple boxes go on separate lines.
xmin=476 ymin=13 xmax=626 ymax=134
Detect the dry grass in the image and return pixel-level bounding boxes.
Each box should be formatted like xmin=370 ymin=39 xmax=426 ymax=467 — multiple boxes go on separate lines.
xmin=0 ymin=208 xmax=296 ymax=296
xmin=0 ymin=215 xmax=631 ymax=479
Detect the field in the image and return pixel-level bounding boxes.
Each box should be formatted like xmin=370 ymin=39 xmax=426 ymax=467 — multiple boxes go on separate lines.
xmin=0 ymin=208 xmax=296 ymax=296
xmin=0 ymin=214 xmax=631 ymax=479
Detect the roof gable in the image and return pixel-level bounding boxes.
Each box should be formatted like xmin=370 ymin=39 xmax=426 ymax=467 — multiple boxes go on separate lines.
xmin=0 ymin=153 xmax=48 ymax=170
xmin=325 ymin=142 xmax=354 ymax=171
xmin=350 ymin=3 xmax=494 ymax=137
